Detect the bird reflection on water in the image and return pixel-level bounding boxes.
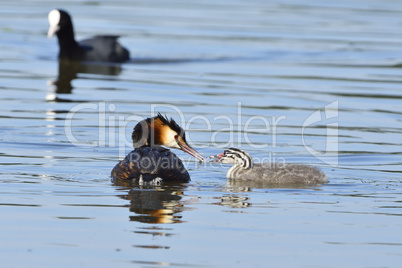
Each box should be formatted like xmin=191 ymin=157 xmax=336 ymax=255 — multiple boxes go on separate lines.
xmin=113 ymin=180 xmax=188 ymax=224
xmin=49 ymin=59 xmax=122 ymax=96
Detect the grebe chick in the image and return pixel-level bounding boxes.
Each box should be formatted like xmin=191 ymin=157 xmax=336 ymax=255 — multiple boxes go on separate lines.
xmin=111 ymin=113 xmax=204 ymax=184
xmin=210 ymin=148 xmax=327 ymax=184
xmin=48 ymin=9 xmax=130 ymax=62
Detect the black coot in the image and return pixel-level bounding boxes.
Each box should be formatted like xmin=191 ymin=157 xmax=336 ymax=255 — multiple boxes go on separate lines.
xmin=48 ymin=9 xmax=130 ymax=63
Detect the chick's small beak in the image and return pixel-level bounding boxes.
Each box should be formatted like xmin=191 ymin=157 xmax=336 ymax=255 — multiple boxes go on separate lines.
xmin=176 ymin=137 xmax=205 ymax=162
xmin=208 ymin=153 xmax=224 ymax=162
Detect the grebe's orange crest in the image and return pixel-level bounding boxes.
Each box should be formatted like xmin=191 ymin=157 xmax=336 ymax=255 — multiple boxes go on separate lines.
xmin=131 ymin=113 xmax=204 ymax=161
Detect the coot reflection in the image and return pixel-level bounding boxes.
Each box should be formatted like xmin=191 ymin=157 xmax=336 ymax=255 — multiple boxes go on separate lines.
xmin=52 ymin=59 xmax=122 ymax=94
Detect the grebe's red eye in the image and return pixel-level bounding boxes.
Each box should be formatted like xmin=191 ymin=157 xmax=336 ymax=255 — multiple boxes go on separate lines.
xmin=174 ymin=135 xmax=179 ymax=140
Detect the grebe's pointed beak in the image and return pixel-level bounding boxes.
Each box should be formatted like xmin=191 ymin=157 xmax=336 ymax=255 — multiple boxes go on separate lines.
xmin=176 ymin=137 xmax=205 ymax=162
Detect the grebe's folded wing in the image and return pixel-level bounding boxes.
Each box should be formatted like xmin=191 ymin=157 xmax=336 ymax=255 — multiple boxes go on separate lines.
xmin=111 ymin=147 xmax=190 ymax=182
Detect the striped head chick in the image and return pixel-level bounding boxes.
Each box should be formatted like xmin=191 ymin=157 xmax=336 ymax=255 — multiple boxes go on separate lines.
xmin=210 ymin=148 xmax=253 ymax=170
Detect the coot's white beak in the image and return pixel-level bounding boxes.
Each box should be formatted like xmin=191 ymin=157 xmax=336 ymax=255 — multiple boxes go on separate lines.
xmin=47 ymin=25 xmax=60 ymax=38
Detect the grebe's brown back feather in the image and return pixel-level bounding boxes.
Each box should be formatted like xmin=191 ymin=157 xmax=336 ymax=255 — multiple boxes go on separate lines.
xmin=111 ymin=147 xmax=190 ymax=183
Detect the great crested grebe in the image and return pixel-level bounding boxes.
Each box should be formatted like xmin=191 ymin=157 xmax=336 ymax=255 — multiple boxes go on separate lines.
xmin=210 ymin=148 xmax=327 ymax=184
xmin=48 ymin=9 xmax=130 ymax=62
xmin=111 ymin=113 xmax=204 ymax=184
